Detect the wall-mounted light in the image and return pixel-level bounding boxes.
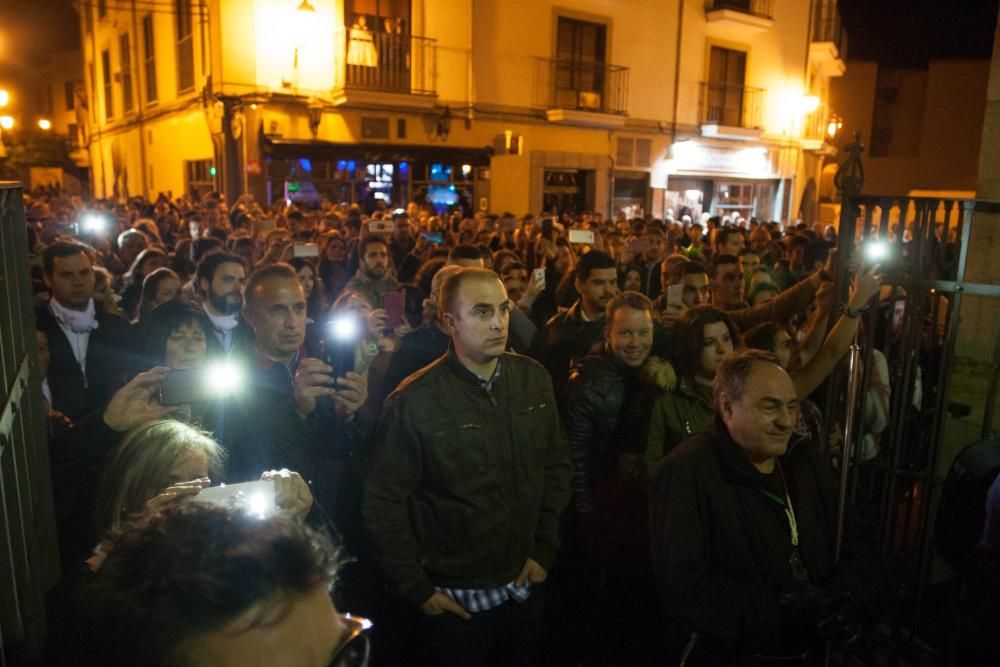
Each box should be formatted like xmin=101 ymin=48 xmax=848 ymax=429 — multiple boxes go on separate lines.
xmin=434 ymin=105 xmax=452 ymax=141
xmin=0 ymin=89 xmax=9 ymax=108
xmin=38 ymin=118 xmax=52 ymax=131
xmin=826 ymin=113 xmax=843 ymax=139
xmin=0 ymin=115 xmax=14 ymax=130
xmin=307 ymin=98 xmax=324 ymax=139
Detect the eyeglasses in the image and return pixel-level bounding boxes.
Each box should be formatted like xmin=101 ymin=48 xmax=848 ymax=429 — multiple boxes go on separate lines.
xmin=329 ymin=614 xmax=373 ymax=667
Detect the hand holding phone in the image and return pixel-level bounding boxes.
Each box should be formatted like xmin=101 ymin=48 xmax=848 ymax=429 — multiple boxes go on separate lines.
xmin=292 ymin=243 xmax=319 ymax=258
xmin=533 ymin=268 xmax=547 ymax=291
xmin=568 ymin=229 xmax=596 ymax=245
xmin=383 ymin=290 xmax=405 ymax=330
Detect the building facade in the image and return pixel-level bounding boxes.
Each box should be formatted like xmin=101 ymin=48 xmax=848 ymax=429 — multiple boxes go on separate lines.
xmin=80 ymin=0 xmax=846 ymax=220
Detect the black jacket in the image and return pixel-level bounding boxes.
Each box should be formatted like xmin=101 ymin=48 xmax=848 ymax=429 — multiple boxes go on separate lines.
xmin=363 ymin=347 xmax=571 ymax=606
xmin=561 ymin=349 xmax=644 ymax=512
xmin=35 ymin=299 xmax=132 ymax=420
xmin=541 ymin=300 xmax=607 ymax=394
xmin=649 ymin=418 xmax=880 ymax=658
xmin=379 ymin=323 xmax=450 ymax=405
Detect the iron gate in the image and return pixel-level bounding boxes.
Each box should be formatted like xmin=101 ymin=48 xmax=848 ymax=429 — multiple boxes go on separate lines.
xmin=829 ymin=137 xmax=1000 ymax=665
xmin=0 ymin=182 xmax=58 ymax=665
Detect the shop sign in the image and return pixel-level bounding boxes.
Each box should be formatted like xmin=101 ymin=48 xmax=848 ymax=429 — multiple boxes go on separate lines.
xmin=670 ymin=142 xmax=777 ymax=178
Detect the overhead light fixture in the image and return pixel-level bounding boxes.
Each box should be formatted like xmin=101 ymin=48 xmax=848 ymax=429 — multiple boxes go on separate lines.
xmin=38 ymin=119 xmax=52 ymax=131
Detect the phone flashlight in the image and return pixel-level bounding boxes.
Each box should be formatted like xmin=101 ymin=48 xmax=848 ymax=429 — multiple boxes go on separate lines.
xmin=203 ymin=361 xmax=245 ymax=398
xmin=81 ymin=213 xmax=108 ymax=234
xmin=863 ymin=240 xmax=889 ymax=263
xmin=330 ymin=314 xmax=361 ymax=342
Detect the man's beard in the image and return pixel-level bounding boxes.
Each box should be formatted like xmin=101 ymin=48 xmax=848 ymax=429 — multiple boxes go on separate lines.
xmin=209 ymin=290 xmax=241 ymax=315
xmin=364 ymin=265 xmax=386 ymax=280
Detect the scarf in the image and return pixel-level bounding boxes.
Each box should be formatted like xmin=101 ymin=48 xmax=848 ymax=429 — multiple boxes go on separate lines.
xmin=50 ymin=298 xmax=99 ymax=334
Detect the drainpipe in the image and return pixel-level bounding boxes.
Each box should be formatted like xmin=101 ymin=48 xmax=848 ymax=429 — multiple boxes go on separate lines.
xmin=467 ymin=0 xmax=474 ymax=121
xmin=130 ymin=0 xmax=149 ymax=198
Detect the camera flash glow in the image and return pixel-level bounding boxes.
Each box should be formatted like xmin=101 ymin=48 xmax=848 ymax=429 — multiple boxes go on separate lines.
xmin=331 ymin=316 xmax=359 ymax=341
xmin=865 ymin=241 xmax=889 ymax=262
xmin=247 ymin=492 xmax=269 ymax=519
xmin=204 ymin=361 xmax=245 ymax=397
xmin=81 ymin=213 xmax=106 ymax=232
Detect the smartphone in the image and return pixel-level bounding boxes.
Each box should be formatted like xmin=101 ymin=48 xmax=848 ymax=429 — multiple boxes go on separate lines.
xmin=196 ymin=480 xmax=276 ymax=517
xmin=568 ymin=229 xmax=595 ymax=245
xmin=533 ymin=268 xmax=546 ymax=290
xmin=159 ymin=368 xmax=207 ymax=406
xmin=383 ymin=290 xmax=405 ymax=330
xmin=292 ymin=243 xmax=319 ymax=258
xmin=369 ymin=220 xmax=394 ymax=233
xmin=667 ymin=284 xmax=685 ymax=309
xmin=420 ymin=232 xmax=443 ymax=244
xmin=626 ymin=237 xmax=649 ymax=254
xmin=322 ymin=314 xmax=361 ymax=380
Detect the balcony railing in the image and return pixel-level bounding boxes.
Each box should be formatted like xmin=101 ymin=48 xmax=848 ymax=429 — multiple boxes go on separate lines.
xmin=812 ymin=0 xmax=848 ymax=58
xmin=705 ymin=0 xmax=774 ymax=20
xmin=335 ymin=30 xmax=436 ymax=97
xmin=535 ymin=58 xmax=629 ymax=116
xmin=699 ymin=82 xmax=764 ymax=129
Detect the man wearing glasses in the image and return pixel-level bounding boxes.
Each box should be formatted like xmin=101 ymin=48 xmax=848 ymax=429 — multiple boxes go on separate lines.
xmin=83 ymin=503 xmax=373 ymax=667
xmin=364 ymin=267 xmax=571 ymax=664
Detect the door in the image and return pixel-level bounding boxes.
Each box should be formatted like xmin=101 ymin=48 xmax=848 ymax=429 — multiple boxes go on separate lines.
xmin=555 ymin=17 xmax=607 ymax=111
xmin=708 ymin=46 xmax=747 ymax=127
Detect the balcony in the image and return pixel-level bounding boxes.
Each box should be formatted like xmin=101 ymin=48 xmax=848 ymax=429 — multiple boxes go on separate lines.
xmin=705 ymin=0 xmax=774 ymax=32
xmin=535 ymin=58 xmax=629 ymax=129
xmin=801 ymin=103 xmax=840 ymax=152
xmin=810 ymin=0 xmax=847 ymax=77
xmin=698 ymin=82 xmax=764 ymax=140
xmin=332 ymin=31 xmax=437 ymax=110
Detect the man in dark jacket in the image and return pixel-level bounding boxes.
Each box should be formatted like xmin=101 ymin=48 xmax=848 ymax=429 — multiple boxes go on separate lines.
xmin=364 ymin=267 xmax=570 ymax=665
xmin=541 ymin=250 xmax=619 ymax=393
xmin=36 ymin=240 xmax=131 ymax=420
xmin=650 ymin=350 xmax=879 ymax=664
xmin=556 ymin=290 xmax=660 ymax=664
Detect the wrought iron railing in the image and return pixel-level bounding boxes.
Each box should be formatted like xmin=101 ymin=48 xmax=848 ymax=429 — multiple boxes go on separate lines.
xmin=336 ymin=30 xmax=436 ymax=96
xmin=812 ymin=0 xmax=848 ymax=58
xmin=698 ymin=81 xmax=764 ymax=129
xmin=534 ymin=57 xmax=629 ymax=116
xmin=705 ymin=0 xmax=774 ymax=20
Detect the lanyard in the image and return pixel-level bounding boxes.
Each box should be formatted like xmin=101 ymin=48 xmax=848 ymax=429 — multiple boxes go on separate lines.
xmin=758 ymin=463 xmax=800 ymax=547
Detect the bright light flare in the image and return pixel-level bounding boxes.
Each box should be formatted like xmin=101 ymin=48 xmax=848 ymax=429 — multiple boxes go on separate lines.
xmin=203 ymin=361 xmax=245 ymax=397
xmin=0 ymin=90 xmax=9 ymax=107
xmin=0 ymin=116 xmax=13 ymax=130
xmin=38 ymin=119 xmax=51 ymax=131
xmin=330 ymin=315 xmax=360 ymax=341
xmin=81 ymin=213 xmax=107 ymax=233
xmin=864 ymin=241 xmax=889 ymax=263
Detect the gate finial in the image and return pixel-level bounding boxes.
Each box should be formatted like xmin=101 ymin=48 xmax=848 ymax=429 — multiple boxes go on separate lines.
xmin=834 ymin=131 xmax=865 ymax=197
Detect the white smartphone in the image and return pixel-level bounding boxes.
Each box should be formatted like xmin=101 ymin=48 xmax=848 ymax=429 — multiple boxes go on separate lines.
xmin=667 ymin=283 xmax=685 ymax=309
xmin=196 ymin=480 xmax=276 ymax=518
xmin=533 ymin=267 xmax=546 ymax=290
xmin=292 ymin=243 xmax=319 ymax=258
xmin=369 ymin=220 xmax=394 ymax=233
xmin=568 ymin=229 xmax=596 ymax=245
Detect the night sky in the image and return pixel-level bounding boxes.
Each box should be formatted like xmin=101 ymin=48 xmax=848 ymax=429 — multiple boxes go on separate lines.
xmin=0 ymin=1 xmax=998 ymax=75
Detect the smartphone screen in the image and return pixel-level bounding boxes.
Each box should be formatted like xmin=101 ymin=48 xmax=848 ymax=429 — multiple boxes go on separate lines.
xmin=667 ymin=284 xmax=685 ymax=309
xmin=568 ymin=229 xmax=595 ymax=245
xmin=292 ymin=243 xmax=319 ymax=258
xmin=383 ymin=290 xmax=405 ymax=330
xmin=533 ymin=268 xmax=546 ymax=290
xmin=420 ymin=232 xmax=443 ymax=244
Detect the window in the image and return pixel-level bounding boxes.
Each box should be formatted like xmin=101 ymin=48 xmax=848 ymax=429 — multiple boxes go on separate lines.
xmin=101 ymin=49 xmax=113 ymax=121
xmin=706 ymin=46 xmax=747 ymax=127
xmin=64 ymin=81 xmax=75 ymax=111
xmin=120 ymin=33 xmax=134 ymax=114
xmin=555 ymin=17 xmax=607 ymax=109
xmin=143 ymin=15 xmax=157 ymax=103
xmin=176 ymin=0 xmax=194 ymax=92
xmin=870 ymin=68 xmax=924 ymax=158
xmin=98 ymin=0 xmax=107 ymax=19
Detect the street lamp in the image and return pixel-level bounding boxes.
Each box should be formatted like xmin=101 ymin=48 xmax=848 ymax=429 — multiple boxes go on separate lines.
xmin=38 ymin=119 xmax=52 ymax=131
xmin=0 ymin=116 xmax=13 ymax=130
xmin=0 ymin=89 xmax=8 ymax=107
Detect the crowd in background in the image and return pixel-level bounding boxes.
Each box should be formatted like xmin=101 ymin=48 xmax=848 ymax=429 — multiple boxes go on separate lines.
xmin=20 ymin=186 xmax=910 ymax=665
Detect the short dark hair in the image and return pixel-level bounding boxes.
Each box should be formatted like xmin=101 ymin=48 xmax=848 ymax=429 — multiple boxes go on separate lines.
xmin=742 ymin=322 xmax=782 ymax=354
xmin=43 ymin=240 xmax=95 ymax=275
xmin=713 ymin=348 xmax=782 ymax=411
xmin=501 ymin=261 xmax=527 ymax=279
xmin=244 ymin=263 xmax=299 ymax=306
xmin=84 ymin=503 xmax=341 ymax=667
xmin=671 ymin=305 xmax=743 ymax=381
xmin=712 ymin=254 xmax=739 ymax=278
xmin=605 ymin=290 xmax=653 ymax=324
xmin=575 ymin=250 xmax=616 ymax=282
xmin=191 ymin=237 xmax=224 ymax=265
xmin=715 ymin=227 xmax=744 ymax=252
xmin=357 ymin=234 xmax=388 ymax=258
xmin=137 ymin=298 xmax=221 ymax=367
xmin=437 ymin=267 xmax=502 ymax=317
xmin=448 ymin=243 xmax=482 ymax=263
xmin=680 ymin=260 xmax=709 ymax=278
xmin=195 ymin=251 xmax=246 ymax=293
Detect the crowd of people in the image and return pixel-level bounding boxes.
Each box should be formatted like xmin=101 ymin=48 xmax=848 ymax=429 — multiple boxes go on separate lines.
xmin=23 ymin=188 xmax=897 ymax=666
